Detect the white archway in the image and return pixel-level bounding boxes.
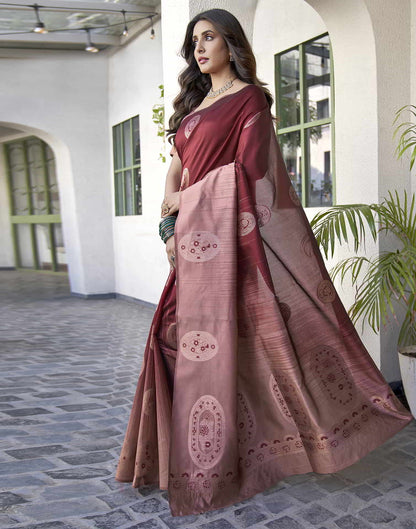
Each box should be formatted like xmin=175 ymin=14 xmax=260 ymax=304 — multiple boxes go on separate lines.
xmin=0 ymin=121 xmax=86 ymax=292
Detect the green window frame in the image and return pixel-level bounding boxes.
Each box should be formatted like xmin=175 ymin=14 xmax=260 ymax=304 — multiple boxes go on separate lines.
xmin=3 ymin=136 xmax=65 ymax=273
xmin=113 ymin=115 xmax=142 ymax=216
xmin=275 ymin=32 xmax=335 ymax=207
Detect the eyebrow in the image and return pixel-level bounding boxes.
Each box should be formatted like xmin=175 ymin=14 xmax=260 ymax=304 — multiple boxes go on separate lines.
xmin=192 ymin=29 xmax=215 ymax=39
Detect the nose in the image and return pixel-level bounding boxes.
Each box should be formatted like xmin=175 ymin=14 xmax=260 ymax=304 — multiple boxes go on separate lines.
xmin=196 ymin=40 xmax=204 ymax=53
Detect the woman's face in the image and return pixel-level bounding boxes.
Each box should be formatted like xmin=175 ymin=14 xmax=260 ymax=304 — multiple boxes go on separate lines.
xmin=192 ymin=19 xmax=231 ymax=75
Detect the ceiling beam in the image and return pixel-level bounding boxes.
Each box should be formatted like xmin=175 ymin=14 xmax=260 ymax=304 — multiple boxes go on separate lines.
xmin=0 ymin=1 xmax=158 ymax=15
xmin=0 ymin=29 xmax=120 ymax=45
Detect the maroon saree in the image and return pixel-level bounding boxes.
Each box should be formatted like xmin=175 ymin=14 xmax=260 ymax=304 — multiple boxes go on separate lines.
xmin=115 ymin=85 xmax=414 ymax=517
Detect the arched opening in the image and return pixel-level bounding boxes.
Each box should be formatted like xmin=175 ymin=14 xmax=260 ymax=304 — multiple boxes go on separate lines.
xmin=1 ymin=131 xmax=66 ymax=272
xmin=0 ymin=122 xmax=79 ymax=284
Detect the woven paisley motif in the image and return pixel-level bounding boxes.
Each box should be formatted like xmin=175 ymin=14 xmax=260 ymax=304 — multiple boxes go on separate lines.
xmin=180 ymin=330 xmax=219 ymax=361
xmin=317 ymin=279 xmax=336 ymax=303
xmin=255 ymin=204 xmax=271 ymax=227
xmin=238 ymin=212 xmax=256 ymax=236
xmin=269 ymin=373 xmax=311 ymax=429
xmin=184 ymin=114 xmax=201 ymax=138
xmin=189 ymin=395 xmax=225 ymax=469
xmin=310 ymin=344 xmax=355 ymax=407
xmin=178 ymin=231 xmax=220 ymax=262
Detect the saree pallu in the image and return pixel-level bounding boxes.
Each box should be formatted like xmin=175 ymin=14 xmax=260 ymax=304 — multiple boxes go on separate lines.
xmin=115 ymin=85 xmax=414 ymax=517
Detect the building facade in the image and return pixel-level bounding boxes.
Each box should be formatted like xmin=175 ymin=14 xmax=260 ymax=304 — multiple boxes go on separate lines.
xmin=0 ymin=0 xmax=415 ymax=380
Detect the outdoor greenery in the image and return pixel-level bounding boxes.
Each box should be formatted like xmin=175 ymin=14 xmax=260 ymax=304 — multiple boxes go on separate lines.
xmin=152 ymin=84 xmax=166 ymax=163
xmin=310 ymin=104 xmax=416 ymax=348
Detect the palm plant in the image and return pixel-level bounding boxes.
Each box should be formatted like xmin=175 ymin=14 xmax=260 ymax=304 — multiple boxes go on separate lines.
xmin=310 ymin=104 xmax=416 ymax=349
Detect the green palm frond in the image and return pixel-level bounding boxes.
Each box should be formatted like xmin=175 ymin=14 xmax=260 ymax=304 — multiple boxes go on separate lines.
xmin=311 ymin=189 xmax=416 ymax=347
xmin=348 ymin=248 xmax=416 ymax=330
xmin=310 ymin=204 xmax=378 ymax=259
xmin=393 ymin=104 xmax=416 ymax=170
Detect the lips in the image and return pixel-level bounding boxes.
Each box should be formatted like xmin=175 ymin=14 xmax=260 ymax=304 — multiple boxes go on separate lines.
xmin=198 ymin=57 xmax=209 ymax=64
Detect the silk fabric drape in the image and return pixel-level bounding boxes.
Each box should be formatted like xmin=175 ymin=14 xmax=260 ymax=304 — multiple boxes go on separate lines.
xmin=115 ymin=85 xmax=414 ymax=517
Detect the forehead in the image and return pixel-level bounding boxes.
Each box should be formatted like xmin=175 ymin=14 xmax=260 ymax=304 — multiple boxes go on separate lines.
xmin=192 ymin=20 xmax=216 ymax=37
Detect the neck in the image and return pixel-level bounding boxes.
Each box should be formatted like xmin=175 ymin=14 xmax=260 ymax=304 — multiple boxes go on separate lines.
xmin=209 ymin=70 xmax=235 ymax=92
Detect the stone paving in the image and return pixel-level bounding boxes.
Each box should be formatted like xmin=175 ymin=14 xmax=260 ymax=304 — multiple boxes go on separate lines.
xmin=1 ymin=269 xmax=416 ymax=529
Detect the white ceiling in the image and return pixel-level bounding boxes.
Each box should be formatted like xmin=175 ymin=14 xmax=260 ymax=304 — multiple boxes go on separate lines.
xmin=0 ymin=0 xmax=160 ymax=51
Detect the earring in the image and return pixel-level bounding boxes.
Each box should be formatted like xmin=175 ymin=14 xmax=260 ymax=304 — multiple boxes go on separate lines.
xmin=229 ymin=54 xmax=235 ymax=62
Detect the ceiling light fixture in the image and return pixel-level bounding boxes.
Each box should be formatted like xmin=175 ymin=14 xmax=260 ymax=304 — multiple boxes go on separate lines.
xmin=32 ymin=3 xmax=48 ymax=34
xmin=121 ymin=9 xmax=128 ymax=37
xmin=84 ymin=28 xmax=98 ymax=53
xmin=149 ymin=15 xmax=154 ymax=40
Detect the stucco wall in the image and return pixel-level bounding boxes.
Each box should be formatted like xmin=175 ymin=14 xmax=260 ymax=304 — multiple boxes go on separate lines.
xmin=108 ymin=18 xmax=167 ymax=303
xmin=0 ymin=49 xmax=113 ymax=294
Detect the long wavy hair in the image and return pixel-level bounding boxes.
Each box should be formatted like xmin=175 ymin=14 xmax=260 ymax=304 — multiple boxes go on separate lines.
xmin=166 ymin=8 xmax=274 ymax=145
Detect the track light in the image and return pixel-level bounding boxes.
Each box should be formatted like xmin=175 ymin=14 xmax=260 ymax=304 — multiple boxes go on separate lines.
xmin=149 ymin=16 xmax=155 ymax=39
xmin=32 ymin=3 xmax=48 ymax=34
xmin=85 ymin=28 xmax=99 ymax=53
xmin=121 ymin=9 xmax=128 ymax=37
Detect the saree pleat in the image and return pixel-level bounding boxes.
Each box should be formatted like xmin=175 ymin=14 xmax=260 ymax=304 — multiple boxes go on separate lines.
xmin=115 ymin=85 xmax=414 ymax=516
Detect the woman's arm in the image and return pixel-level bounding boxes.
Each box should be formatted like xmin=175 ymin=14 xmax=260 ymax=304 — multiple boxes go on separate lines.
xmin=161 ymin=144 xmax=182 ymax=270
xmin=161 ymin=145 xmax=182 ymax=217
xmin=164 ymin=145 xmax=182 ymax=197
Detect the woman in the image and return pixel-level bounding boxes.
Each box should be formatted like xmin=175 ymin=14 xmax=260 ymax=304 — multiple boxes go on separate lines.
xmin=115 ymin=8 xmax=414 ymax=517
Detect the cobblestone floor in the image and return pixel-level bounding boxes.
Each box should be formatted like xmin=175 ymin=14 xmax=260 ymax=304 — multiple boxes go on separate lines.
xmin=1 ymin=269 xmax=416 ymax=529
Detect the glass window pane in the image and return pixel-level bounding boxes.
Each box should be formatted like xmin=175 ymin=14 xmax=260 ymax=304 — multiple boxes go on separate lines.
xmin=27 ymin=140 xmax=47 ymax=215
xmin=7 ymin=142 xmax=28 ymax=215
xmin=125 ymin=170 xmax=133 ymax=215
xmin=16 ymin=224 xmax=33 ymax=267
xmin=35 ymin=223 xmax=52 ymax=270
xmin=133 ymin=115 xmax=141 ymax=165
xmin=113 ymin=125 xmax=122 ymax=170
xmin=115 ymin=173 xmax=124 ymax=215
xmin=53 ymin=223 xmax=68 ymax=271
xmin=305 ymin=35 xmax=331 ymax=122
xmin=279 ymin=131 xmax=302 ymax=204
xmin=45 ymin=144 xmax=60 ymax=214
xmin=306 ymin=124 xmax=333 ymax=207
xmin=123 ymin=120 xmax=132 ymax=167
xmin=279 ymin=49 xmax=300 ymax=128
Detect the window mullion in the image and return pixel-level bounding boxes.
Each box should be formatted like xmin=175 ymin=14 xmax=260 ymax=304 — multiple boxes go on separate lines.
xmin=299 ymin=43 xmax=308 ymax=208
xmin=330 ymin=39 xmax=336 ymax=205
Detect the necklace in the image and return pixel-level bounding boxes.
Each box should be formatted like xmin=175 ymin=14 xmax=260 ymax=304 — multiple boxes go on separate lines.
xmin=206 ymin=77 xmax=237 ymax=99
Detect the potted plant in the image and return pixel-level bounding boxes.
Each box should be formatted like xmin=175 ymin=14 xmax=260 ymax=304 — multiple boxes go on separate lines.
xmin=309 ymin=104 xmax=416 ymax=416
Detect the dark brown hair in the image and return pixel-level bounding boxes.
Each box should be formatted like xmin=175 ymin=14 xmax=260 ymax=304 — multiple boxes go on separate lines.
xmin=166 ymin=8 xmax=274 ymax=145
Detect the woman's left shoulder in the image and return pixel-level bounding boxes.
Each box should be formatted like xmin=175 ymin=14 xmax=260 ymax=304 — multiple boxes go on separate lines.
xmin=240 ymin=84 xmax=269 ymax=109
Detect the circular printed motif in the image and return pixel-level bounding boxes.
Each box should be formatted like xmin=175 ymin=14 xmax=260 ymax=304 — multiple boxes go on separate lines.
xmin=269 ymin=373 xmax=311 ymax=429
xmin=178 ymin=232 xmax=220 ymax=262
xmin=278 ymin=302 xmax=291 ymax=322
xmin=301 ymin=233 xmax=314 ymax=257
xmin=255 ymin=205 xmax=271 ymax=227
xmin=237 ymin=391 xmax=256 ymax=445
xmin=188 ymin=395 xmax=225 ymax=469
xmin=238 ymin=212 xmax=256 ymax=236
xmin=310 ymin=344 xmax=354 ymax=406
xmin=289 ymin=186 xmax=301 ymax=206
xmin=317 ymin=279 xmax=336 ymax=303
xmin=180 ymin=330 xmax=219 ymax=361
xmin=143 ymin=388 xmax=155 ymax=416
xmin=184 ymin=114 xmax=201 ymax=138
xmin=180 ymin=168 xmax=189 ymax=191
